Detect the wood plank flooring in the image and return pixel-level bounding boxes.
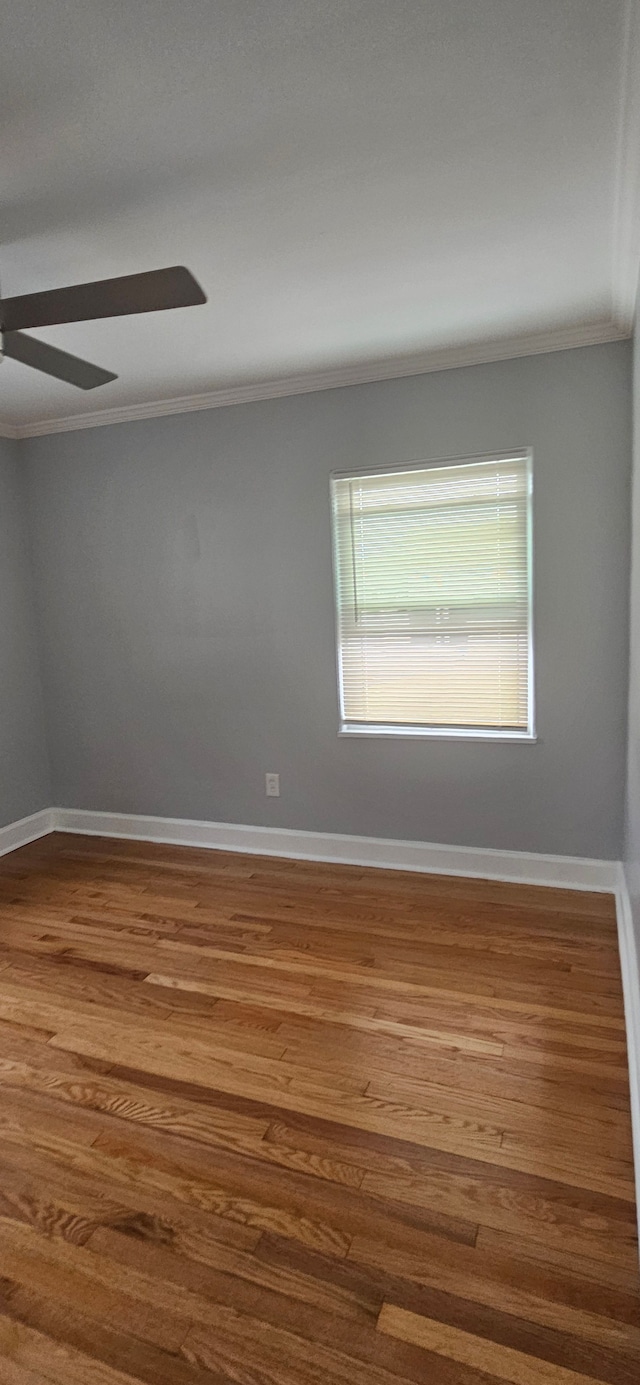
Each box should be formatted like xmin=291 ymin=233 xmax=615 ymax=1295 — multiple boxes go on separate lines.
xmin=0 ymin=832 xmax=637 ymax=1384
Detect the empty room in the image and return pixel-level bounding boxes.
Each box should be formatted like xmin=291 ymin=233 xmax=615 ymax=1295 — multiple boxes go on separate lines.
xmin=1 ymin=2 xmax=640 ymax=1382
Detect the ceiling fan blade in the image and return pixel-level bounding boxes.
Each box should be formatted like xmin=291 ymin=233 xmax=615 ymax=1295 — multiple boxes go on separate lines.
xmin=0 ymin=266 xmax=206 ymax=333
xmin=2 ymin=331 xmax=117 ymax=390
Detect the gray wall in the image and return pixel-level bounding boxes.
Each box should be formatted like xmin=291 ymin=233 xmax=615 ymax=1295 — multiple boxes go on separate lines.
xmin=23 ymin=340 xmax=631 ymax=857
xmin=625 ymin=312 xmax=640 ymax=934
xmin=0 ymin=436 xmax=51 ymax=826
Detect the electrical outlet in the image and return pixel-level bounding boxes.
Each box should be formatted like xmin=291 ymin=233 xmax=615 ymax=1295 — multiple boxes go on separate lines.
xmin=265 ymin=772 xmax=280 ymax=797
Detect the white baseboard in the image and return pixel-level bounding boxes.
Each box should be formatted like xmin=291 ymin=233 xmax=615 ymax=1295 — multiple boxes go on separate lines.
xmin=0 ymin=808 xmax=56 ymax=859
xmin=615 ymin=869 xmax=640 ymax=1251
xmin=52 ymin=807 xmax=619 ymax=891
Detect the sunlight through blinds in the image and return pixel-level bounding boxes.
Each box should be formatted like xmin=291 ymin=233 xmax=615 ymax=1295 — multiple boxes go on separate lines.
xmin=331 ymin=454 xmax=533 ymax=735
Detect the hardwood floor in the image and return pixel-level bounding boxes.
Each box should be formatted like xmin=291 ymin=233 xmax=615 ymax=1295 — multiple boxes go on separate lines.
xmin=0 ymin=832 xmax=637 ymax=1384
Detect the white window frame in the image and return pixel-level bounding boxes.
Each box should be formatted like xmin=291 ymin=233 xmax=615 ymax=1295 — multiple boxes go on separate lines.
xmin=330 ymin=449 xmax=536 ymax=741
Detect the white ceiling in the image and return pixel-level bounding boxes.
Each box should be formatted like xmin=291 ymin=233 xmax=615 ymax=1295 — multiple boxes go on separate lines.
xmin=0 ymin=0 xmax=638 ymax=434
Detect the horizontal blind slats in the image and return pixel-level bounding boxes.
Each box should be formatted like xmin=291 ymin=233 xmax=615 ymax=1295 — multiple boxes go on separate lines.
xmin=332 ymin=456 xmax=532 ymax=732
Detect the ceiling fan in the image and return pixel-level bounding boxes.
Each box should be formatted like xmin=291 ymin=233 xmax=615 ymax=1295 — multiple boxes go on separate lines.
xmin=0 ymin=265 xmax=206 ymax=390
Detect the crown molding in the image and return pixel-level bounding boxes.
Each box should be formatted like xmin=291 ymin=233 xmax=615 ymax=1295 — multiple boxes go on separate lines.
xmin=0 ymin=420 xmax=21 ymax=440
xmin=612 ymin=0 xmax=640 ymax=330
xmin=0 ymin=317 xmax=628 ymax=441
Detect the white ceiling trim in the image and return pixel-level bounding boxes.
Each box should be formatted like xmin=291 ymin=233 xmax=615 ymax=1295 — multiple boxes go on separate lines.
xmin=0 ymin=316 xmax=627 ymax=441
xmin=612 ymin=0 xmax=640 ymax=329
xmin=0 ymin=420 xmax=21 ymax=440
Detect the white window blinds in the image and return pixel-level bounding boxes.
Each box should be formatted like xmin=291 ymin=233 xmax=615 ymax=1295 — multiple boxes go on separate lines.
xmin=331 ymin=453 xmax=533 ymax=737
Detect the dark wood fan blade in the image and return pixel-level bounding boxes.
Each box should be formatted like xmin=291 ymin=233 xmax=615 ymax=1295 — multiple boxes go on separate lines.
xmin=0 ymin=266 xmax=206 ymax=332
xmin=2 ymin=331 xmax=117 ymax=390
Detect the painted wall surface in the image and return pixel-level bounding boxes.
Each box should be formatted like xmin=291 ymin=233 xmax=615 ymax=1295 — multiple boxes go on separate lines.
xmin=23 ymin=341 xmax=631 ymax=857
xmin=0 ymin=437 xmax=50 ymax=826
xmin=625 ymin=313 xmax=640 ymax=935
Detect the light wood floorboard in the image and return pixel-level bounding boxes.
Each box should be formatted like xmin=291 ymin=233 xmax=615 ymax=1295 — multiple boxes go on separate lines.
xmin=0 ymin=832 xmax=637 ymax=1384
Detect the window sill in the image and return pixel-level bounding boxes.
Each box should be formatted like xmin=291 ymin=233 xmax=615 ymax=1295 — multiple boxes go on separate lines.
xmin=339 ymin=724 xmax=537 ymax=742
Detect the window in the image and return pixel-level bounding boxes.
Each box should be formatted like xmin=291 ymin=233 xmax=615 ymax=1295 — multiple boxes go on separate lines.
xmin=330 ymin=451 xmax=534 ymax=738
